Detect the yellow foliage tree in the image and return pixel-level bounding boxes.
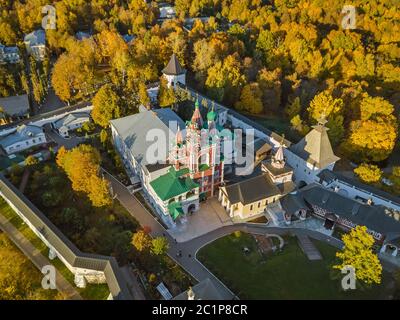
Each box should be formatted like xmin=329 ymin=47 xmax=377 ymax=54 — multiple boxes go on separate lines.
xmin=131 ymin=230 xmax=152 ymax=252
xmin=92 ymin=84 xmax=121 ymax=128
xmin=307 ymin=91 xmax=344 ymax=123
xmin=24 ymin=155 xmax=39 ymax=167
xmin=158 ymin=76 xmax=176 ymax=107
xmin=56 ymin=146 xmax=68 ymax=168
xmin=354 ymin=163 xmax=382 ymax=184
xmin=235 ymin=83 xmax=263 ymax=114
xmin=345 ymin=119 xmax=397 ymax=162
xmin=56 ymin=145 xmax=111 ymax=207
xmin=334 ymin=226 xmax=382 ymax=285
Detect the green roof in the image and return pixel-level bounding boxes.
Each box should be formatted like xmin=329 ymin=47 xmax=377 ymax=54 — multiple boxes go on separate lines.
xmin=168 ymin=202 xmax=184 ymax=220
xmin=150 ymin=167 xmax=198 ymax=201
xmin=207 ymin=110 xmax=216 ymax=121
xmin=199 ymin=163 xmax=210 ymax=172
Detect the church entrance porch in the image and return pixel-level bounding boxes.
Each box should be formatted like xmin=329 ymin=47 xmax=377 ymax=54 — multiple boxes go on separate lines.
xmin=187 ymin=203 xmax=196 ymax=214
xmin=323 ymin=218 xmax=335 ymax=230
xmin=168 ymin=197 xmax=233 ymax=242
xmin=379 ymin=243 xmax=400 ymax=268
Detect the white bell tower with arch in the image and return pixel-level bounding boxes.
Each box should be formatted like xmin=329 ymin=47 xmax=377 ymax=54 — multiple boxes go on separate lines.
xmin=162 ymin=53 xmax=186 ymax=88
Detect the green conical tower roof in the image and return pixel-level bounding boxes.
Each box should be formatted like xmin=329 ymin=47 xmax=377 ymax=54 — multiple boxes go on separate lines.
xmin=207 ymin=103 xmax=216 ymax=121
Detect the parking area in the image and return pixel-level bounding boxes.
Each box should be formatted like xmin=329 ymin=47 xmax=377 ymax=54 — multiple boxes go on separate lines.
xmin=168 ymin=197 xmax=233 ymax=243
xmin=45 ymin=126 xmax=85 ymax=150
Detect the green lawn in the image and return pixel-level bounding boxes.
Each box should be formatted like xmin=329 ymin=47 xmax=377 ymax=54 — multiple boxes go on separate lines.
xmin=0 ymin=199 xmax=48 ymax=256
xmin=0 ymin=231 xmax=62 ymax=300
xmin=198 ymin=232 xmax=394 ymax=300
xmin=0 ymin=199 xmax=110 ymax=300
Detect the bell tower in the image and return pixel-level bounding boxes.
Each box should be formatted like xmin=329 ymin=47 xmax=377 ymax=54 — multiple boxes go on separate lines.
xmin=162 ymin=53 xmax=186 ymax=88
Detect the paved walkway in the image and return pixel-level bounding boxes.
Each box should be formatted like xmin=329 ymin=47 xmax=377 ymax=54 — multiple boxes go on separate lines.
xmin=18 ymin=169 xmax=30 ymax=193
xmin=297 ymin=234 xmax=322 ymax=261
xmin=46 ymin=130 xmax=85 ymax=150
xmin=169 ymin=198 xmax=233 ymax=242
xmin=0 ymin=213 xmax=82 ymax=300
xmin=120 ymin=266 xmax=146 ymax=300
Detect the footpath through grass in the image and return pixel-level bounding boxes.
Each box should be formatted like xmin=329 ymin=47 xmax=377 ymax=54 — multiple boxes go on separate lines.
xmin=198 ymin=232 xmax=394 ymax=299
xmin=0 ymin=198 xmax=110 ymax=300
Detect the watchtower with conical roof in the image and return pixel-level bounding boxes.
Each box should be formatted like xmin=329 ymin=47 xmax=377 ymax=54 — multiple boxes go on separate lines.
xmin=286 ymin=115 xmax=340 ymax=185
xmin=162 ymin=53 xmax=186 ymax=88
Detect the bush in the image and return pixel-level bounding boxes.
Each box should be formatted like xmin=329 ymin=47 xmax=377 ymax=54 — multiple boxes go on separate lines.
xmin=234 ymin=230 xmax=242 ymax=238
xmin=42 ymin=190 xmax=63 ymax=207
xmin=25 ymin=155 xmax=39 ymax=167
xmin=81 ymin=121 xmax=96 ymax=133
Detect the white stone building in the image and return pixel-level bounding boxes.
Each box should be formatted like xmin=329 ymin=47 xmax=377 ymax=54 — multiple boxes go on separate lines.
xmin=0 ymin=124 xmax=46 ymax=154
xmin=52 ymin=111 xmax=91 ymax=138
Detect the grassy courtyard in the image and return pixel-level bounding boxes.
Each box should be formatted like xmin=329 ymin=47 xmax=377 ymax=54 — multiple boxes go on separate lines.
xmin=0 ymin=231 xmax=63 ymax=300
xmin=198 ymin=232 xmax=394 ymax=300
xmin=0 ymin=198 xmax=110 ymax=300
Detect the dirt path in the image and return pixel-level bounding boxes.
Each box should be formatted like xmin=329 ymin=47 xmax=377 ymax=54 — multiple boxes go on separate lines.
xmin=0 ymin=213 xmax=82 ymax=300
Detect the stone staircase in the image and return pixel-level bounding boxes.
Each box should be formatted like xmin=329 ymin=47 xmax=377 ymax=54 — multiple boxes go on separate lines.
xmin=297 ymin=234 xmax=322 ymax=261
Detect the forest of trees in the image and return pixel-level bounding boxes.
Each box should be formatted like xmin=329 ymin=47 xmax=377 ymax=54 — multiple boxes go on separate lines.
xmin=0 ymin=0 xmax=398 ymax=166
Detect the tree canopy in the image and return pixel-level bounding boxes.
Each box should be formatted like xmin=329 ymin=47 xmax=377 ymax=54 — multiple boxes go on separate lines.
xmin=334 ymin=226 xmax=382 ymax=286
xmin=56 ymin=145 xmax=111 ymax=207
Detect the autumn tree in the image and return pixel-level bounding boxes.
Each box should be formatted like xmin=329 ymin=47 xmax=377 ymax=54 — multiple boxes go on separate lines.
xmin=205 ymin=54 xmax=245 ymax=104
xmin=52 ymin=38 xmax=98 ymax=103
xmin=307 ymin=91 xmax=345 ymax=145
xmin=56 ymin=146 xmax=67 ymax=168
xmin=257 ymin=68 xmax=282 ymax=111
xmin=290 ymin=114 xmax=310 ymax=136
xmin=51 ymin=54 xmax=79 ymax=103
xmin=342 ymin=95 xmax=398 ymax=162
xmin=92 ymin=84 xmax=121 ymax=128
xmin=24 ymin=155 xmax=39 ymax=167
xmin=285 ymin=97 xmax=301 ymax=120
xmin=131 ymin=230 xmax=152 ymax=252
xmin=235 ymin=83 xmax=263 ymax=114
xmin=390 ymin=167 xmax=400 ymax=195
xmin=158 ymin=76 xmax=176 ymax=107
xmin=307 ymin=91 xmax=343 ymax=124
xmin=354 ymin=163 xmax=383 ymax=183
xmin=359 ymin=95 xmax=395 ymax=121
xmin=354 ymin=164 xmax=383 ymax=184
xmin=256 ymin=29 xmax=276 ymax=64
xmin=138 ymin=82 xmax=150 ymax=107
xmin=151 ymin=236 xmax=169 ymax=256
xmin=100 ymin=129 xmax=108 ymax=146
xmin=334 ymin=226 xmax=382 ymax=286
xmin=30 ymin=62 xmax=46 ymax=104
xmin=56 ymin=144 xmax=111 ymax=207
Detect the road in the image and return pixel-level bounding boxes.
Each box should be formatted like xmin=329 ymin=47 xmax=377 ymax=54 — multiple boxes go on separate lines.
xmin=45 ymin=128 xmax=85 ymax=150
xmin=0 ymin=213 xmax=82 ymax=300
